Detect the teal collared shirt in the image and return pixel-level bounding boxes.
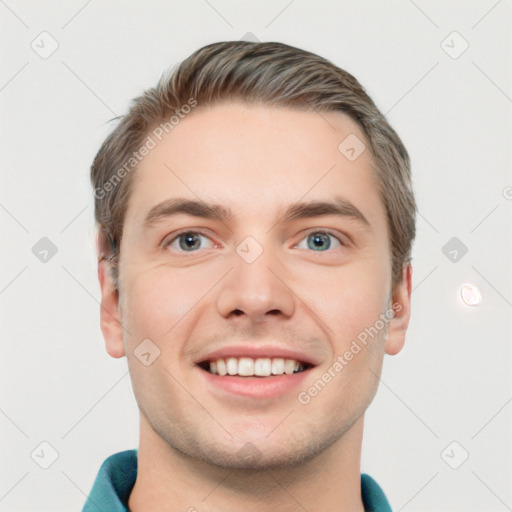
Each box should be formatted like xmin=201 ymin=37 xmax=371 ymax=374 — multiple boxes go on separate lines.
xmin=82 ymin=449 xmax=392 ymax=512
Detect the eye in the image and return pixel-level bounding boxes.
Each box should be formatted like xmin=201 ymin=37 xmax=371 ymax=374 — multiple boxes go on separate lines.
xmin=163 ymin=231 xmax=215 ymax=252
xmin=295 ymin=230 xmax=344 ymax=252
xmin=162 ymin=229 xmax=346 ymax=254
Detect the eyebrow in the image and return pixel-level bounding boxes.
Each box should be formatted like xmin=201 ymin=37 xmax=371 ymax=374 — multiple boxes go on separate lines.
xmin=143 ymin=196 xmax=371 ymax=231
xmin=143 ymin=199 xmax=233 ymax=227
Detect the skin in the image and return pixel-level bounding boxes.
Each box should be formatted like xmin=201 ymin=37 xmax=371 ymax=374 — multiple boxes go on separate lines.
xmin=98 ymin=103 xmax=412 ymax=512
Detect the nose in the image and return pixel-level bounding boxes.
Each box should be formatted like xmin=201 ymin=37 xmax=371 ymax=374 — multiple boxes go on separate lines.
xmin=215 ymin=246 xmax=296 ymax=324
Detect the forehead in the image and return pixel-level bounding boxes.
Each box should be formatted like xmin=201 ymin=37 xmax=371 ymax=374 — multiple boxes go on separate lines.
xmin=124 ymin=103 xmax=385 ymax=230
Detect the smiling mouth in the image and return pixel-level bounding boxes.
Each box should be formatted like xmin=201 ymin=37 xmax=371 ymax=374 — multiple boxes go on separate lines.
xmin=197 ymin=357 xmax=314 ymax=377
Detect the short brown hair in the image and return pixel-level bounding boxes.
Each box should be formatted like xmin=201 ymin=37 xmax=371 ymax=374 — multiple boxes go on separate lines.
xmin=91 ymin=40 xmax=416 ymax=291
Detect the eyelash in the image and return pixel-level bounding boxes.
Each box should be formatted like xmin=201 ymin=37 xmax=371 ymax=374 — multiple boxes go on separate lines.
xmin=162 ymin=228 xmax=347 ymax=253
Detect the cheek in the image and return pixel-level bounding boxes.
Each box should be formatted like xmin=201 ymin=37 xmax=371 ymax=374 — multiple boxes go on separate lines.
xmin=123 ymin=265 xmax=222 ymax=358
xmin=300 ymin=257 xmax=389 ymax=346
xmin=121 ymin=268 xmax=206 ymax=343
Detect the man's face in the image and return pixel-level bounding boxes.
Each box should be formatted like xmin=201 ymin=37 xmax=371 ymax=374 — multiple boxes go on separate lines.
xmin=100 ymin=103 xmax=410 ymax=469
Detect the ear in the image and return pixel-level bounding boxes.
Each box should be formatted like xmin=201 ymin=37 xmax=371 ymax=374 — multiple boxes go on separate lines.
xmin=384 ymin=263 xmax=413 ymax=356
xmin=97 ymin=234 xmax=125 ymax=359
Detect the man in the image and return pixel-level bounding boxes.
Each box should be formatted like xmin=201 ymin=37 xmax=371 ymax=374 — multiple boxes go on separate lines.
xmin=83 ymin=40 xmax=416 ymax=511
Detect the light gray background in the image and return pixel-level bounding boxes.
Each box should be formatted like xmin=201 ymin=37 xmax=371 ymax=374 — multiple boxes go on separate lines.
xmin=1 ymin=1 xmax=511 ymax=510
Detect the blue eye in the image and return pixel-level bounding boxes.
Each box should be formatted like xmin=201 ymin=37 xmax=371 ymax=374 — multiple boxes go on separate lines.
xmin=163 ymin=229 xmax=344 ymax=254
xmin=295 ymin=231 xmax=343 ymax=252
xmin=165 ymin=231 xmax=214 ymax=252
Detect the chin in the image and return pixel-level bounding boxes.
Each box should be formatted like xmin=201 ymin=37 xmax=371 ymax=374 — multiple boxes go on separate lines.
xmin=198 ymin=443 xmax=319 ymax=471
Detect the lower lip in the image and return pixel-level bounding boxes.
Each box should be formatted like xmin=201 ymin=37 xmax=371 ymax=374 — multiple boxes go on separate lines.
xmin=196 ymin=365 xmax=312 ymax=399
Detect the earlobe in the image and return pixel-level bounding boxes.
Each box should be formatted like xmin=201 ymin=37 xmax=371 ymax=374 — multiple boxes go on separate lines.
xmin=384 ymin=263 xmax=413 ymax=356
xmin=98 ymin=260 xmax=126 ymax=359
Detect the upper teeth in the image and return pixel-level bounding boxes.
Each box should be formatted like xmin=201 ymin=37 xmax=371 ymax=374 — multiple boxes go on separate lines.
xmin=209 ymin=357 xmax=305 ymax=377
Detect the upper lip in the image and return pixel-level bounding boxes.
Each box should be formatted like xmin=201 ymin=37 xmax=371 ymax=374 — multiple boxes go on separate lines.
xmin=195 ymin=344 xmax=319 ymax=367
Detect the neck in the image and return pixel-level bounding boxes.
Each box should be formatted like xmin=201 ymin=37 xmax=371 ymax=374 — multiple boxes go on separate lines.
xmin=128 ymin=414 xmax=365 ymax=512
